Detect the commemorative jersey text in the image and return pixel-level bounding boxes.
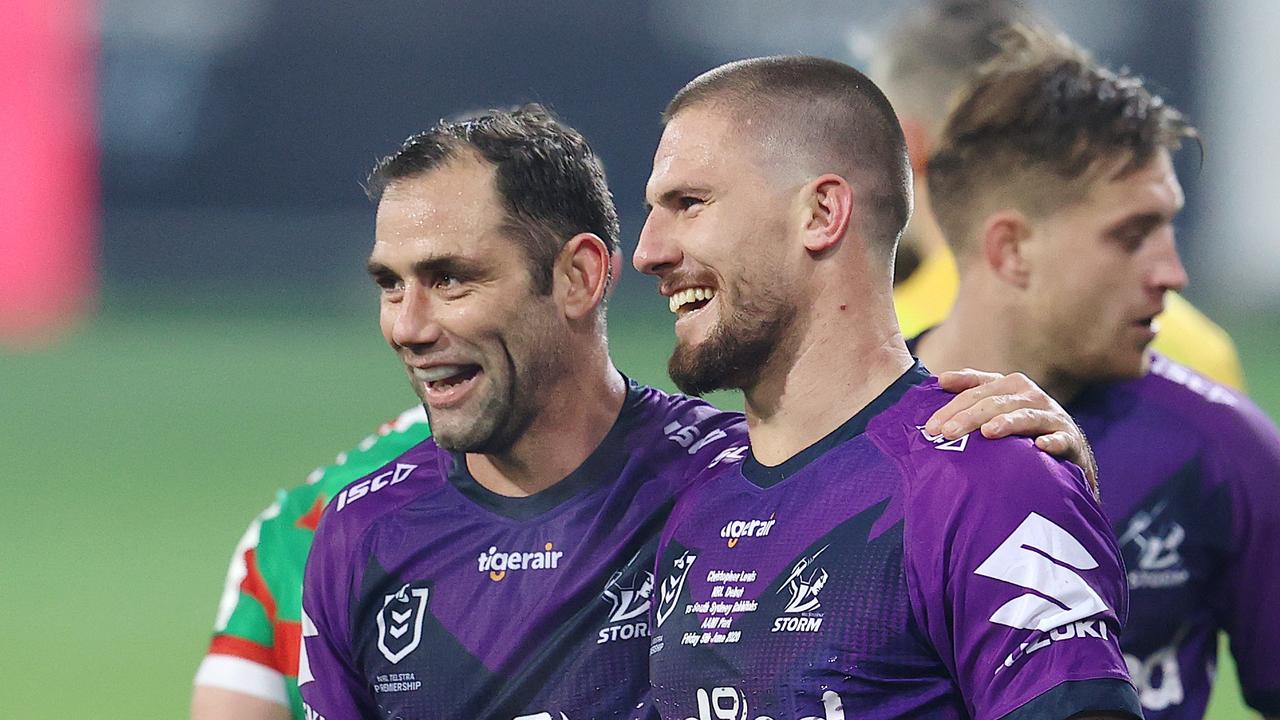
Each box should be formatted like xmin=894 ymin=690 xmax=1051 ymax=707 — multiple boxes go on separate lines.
xmin=299 ymin=382 xmax=748 ymax=719
xmin=649 ymin=366 xmax=1140 ymax=720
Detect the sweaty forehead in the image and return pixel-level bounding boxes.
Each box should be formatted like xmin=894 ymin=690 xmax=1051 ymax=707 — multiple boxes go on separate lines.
xmin=375 ymin=155 xmax=502 ymax=247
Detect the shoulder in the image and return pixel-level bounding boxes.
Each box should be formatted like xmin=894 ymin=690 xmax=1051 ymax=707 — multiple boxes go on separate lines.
xmin=1137 ymin=354 xmax=1278 ymax=460
xmin=312 ymin=436 xmax=449 ymax=557
xmin=629 ymin=383 xmax=750 ymax=466
xmin=1149 ymin=293 xmax=1244 ymax=389
xmin=635 ymin=384 xmax=747 ymax=433
xmin=308 ymin=405 xmax=431 ymax=498
xmin=878 ymin=380 xmax=1091 ymax=492
xmin=880 ymin=385 xmax=1127 ymax=625
xmin=241 ymin=406 xmax=430 ymax=539
xmin=226 ymin=407 xmax=431 ymax=583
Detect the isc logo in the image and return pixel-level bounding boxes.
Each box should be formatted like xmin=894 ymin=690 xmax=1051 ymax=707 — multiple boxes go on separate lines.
xmin=335 ymin=464 xmax=417 ymax=511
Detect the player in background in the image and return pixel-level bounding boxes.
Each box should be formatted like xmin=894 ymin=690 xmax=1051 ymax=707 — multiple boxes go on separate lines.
xmin=638 ymin=56 xmax=1138 ymax=719
xmin=872 ymin=0 xmax=1246 ymax=389
xmin=191 ymin=407 xmax=430 ymax=719
xmin=295 ymin=105 xmax=1095 ymax=720
xmin=912 ymin=28 xmax=1280 ymax=720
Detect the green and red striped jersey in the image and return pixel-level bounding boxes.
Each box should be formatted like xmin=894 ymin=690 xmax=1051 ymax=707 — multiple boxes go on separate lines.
xmin=194 ymin=405 xmax=430 ymax=718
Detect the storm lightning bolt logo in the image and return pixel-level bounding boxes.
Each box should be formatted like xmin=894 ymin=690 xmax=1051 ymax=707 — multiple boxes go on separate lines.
xmin=778 ymin=545 xmax=829 ymax=614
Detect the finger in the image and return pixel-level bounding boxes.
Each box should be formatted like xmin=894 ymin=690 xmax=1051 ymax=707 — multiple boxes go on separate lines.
xmin=935 ymin=368 xmax=1005 ymax=393
xmin=979 ymin=408 xmax=1060 ymax=439
xmin=1033 ymin=430 xmax=1074 ymax=458
xmin=1036 ymin=432 xmax=1101 ymax=498
xmin=926 ymin=375 xmax=1021 ymax=434
xmin=933 ymin=393 xmax=1027 ymax=438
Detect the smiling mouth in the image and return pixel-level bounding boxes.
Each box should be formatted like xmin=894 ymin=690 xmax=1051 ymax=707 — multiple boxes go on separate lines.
xmin=668 ymin=286 xmax=716 ymax=315
xmin=411 ymin=364 xmax=481 ymax=402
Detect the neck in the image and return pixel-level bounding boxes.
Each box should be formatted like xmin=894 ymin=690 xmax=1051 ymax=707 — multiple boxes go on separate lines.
xmin=466 ymin=339 xmax=627 ymax=496
xmin=743 ymin=279 xmax=914 ymax=466
xmin=915 ymin=274 xmax=1084 ymax=403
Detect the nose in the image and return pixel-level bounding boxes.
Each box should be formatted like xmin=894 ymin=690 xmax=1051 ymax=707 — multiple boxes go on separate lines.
xmin=633 ymin=212 xmax=681 ymax=277
xmin=388 ymin=285 xmax=443 ymax=350
xmin=1148 ymin=233 xmax=1189 ymax=294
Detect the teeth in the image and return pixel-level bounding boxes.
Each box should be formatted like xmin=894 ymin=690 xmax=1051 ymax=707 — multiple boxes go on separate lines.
xmin=413 ymin=365 xmax=470 ymax=383
xmin=668 ymin=287 xmax=716 ymax=313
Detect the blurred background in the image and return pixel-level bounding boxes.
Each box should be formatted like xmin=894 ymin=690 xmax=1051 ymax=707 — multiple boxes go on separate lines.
xmin=2 ymin=0 xmax=1277 ymax=716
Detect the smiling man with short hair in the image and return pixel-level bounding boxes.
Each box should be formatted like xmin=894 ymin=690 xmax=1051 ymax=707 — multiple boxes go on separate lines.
xmin=638 ymin=55 xmax=1139 ymax=720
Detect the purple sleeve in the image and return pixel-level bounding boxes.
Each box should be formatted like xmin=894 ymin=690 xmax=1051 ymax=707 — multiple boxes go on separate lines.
xmin=900 ymin=434 xmax=1139 ymax=720
xmin=298 ymin=512 xmax=378 ymax=719
xmin=1212 ymin=401 xmax=1280 ymax=715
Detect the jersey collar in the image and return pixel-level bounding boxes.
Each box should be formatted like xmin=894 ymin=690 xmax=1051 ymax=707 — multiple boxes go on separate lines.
xmin=443 ymin=377 xmax=647 ymax=520
xmin=741 ymin=360 xmax=930 ymax=489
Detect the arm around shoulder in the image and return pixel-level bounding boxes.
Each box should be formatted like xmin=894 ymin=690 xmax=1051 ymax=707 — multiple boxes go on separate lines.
xmin=902 ymin=435 xmax=1137 ymax=720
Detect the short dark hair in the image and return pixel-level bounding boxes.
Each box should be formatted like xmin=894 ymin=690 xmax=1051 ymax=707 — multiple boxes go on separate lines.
xmin=665 ymin=56 xmax=913 ymax=262
xmin=927 ymin=27 xmax=1197 ymax=255
xmin=367 ymin=103 xmax=620 ymax=294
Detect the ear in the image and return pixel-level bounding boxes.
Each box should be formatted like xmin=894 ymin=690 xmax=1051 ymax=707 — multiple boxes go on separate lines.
xmin=801 ymin=174 xmax=854 ymax=254
xmin=979 ymin=210 xmax=1034 ymax=288
xmin=555 ymin=233 xmax=611 ymax=321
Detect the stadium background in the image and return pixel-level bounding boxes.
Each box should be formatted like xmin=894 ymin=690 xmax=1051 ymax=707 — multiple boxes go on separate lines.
xmin=2 ymin=0 xmax=1277 ymax=717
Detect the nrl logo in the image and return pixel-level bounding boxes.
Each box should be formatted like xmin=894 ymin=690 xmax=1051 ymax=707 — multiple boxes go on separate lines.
xmin=376 ymin=583 xmax=430 ymax=664
xmin=656 ymin=550 xmax=697 ymax=628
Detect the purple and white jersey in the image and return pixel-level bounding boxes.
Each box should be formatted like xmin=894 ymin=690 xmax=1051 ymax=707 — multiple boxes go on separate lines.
xmin=649 ymin=363 xmax=1139 ymax=720
xmin=1069 ymin=354 xmax=1280 ymax=719
xmin=298 ymin=381 xmax=748 ymax=720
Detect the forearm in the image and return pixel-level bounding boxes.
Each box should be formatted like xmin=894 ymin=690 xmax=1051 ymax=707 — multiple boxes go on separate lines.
xmin=191 ymin=685 xmax=292 ymax=720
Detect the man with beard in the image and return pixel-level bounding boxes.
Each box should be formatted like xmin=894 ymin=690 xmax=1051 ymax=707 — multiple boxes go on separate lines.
xmin=295 ymin=105 xmax=745 ymax=720
xmin=295 ymin=105 xmax=1090 ymax=720
xmin=638 ymin=58 xmax=1138 ymax=719
xmin=912 ymin=31 xmax=1280 ymax=720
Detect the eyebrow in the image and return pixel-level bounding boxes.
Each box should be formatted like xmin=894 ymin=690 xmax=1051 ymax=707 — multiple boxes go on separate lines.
xmin=1103 ymin=211 xmax=1170 ymax=241
xmin=366 ymin=255 xmax=485 ymax=279
xmin=643 ymin=185 xmax=713 ymax=213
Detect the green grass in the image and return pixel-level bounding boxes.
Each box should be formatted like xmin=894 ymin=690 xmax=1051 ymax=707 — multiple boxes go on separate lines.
xmin=1 ymin=300 xmax=1274 ymax=718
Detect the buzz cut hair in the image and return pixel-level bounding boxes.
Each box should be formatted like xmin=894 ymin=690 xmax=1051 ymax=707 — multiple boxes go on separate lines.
xmin=663 ymin=55 xmax=914 ymax=264
xmin=926 ymin=26 xmax=1197 ymax=256
xmin=367 ymin=103 xmax=620 ymax=295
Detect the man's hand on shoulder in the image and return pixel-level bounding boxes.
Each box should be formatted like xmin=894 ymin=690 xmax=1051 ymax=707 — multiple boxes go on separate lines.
xmin=926 ymin=369 xmax=1099 ymax=497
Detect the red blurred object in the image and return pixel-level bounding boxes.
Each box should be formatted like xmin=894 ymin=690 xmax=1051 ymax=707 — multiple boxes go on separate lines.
xmin=0 ymin=0 xmax=98 ymax=349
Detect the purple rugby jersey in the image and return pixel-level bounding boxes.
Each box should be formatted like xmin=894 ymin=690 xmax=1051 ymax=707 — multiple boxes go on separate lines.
xmin=649 ymin=363 xmax=1140 ymax=720
xmin=298 ymin=380 xmax=748 ymax=720
xmin=1068 ymin=354 xmax=1280 ymax=719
